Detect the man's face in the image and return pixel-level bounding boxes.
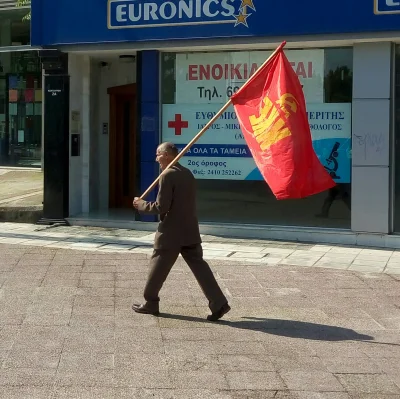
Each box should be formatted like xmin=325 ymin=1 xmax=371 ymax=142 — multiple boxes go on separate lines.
xmin=156 ymin=148 xmax=172 ymax=170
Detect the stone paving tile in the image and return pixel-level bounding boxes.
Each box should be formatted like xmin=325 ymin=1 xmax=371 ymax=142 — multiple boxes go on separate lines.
xmin=80 ymin=272 xmax=115 ymax=281
xmin=349 ymin=265 xmax=386 ymax=273
xmin=230 ymin=252 xmax=266 ymax=259
xmin=390 ymin=375 xmax=400 ymax=391
xmin=329 ymin=247 xmax=362 ymax=255
xmin=0 ymin=350 xmax=10 ymax=368
xmin=165 ymin=353 xmax=220 ymax=372
xmin=52 ymin=386 xmax=116 ymax=399
xmin=4 ymin=349 xmax=61 ymax=369
xmin=55 ymin=370 xmax=115 ymax=387
xmin=114 ymin=370 xmax=172 ymax=388
xmin=360 ymin=340 xmax=400 ymax=358
xmin=115 ymin=353 xmax=167 ymax=371
xmin=0 ymin=367 xmax=57 ymax=386
xmin=280 ymin=258 xmax=319 ymax=267
xmin=225 ymin=371 xmax=285 ymax=390
xmin=63 ymin=330 xmax=115 ymax=353
xmin=375 ymin=318 xmax=400 ymax=330
xmin=170 ymin=371 xmax=228 ymax=389
xmin=292 ymin=393 xmax=351 ymax=399
xmin=0 ymin=386 xmax=53 ymax=399
xmin=217 ymin=354 xmax=275 ymax=372
xmin=263 ymin=340 xmax=317 ymax=358
xmin=336 ymin=374 xmax=400 ymax=394
xmin=270 ymin=355 xmax=328 ymax=372
xmin=316 ymin=258 xmax=354 ymax=267
xmin=80 ymin=279 xmax=115 ymax=288
xmin=372 ymin=357 xmax=400 ymax=376
xmin=161 ymin=327 xmax=214 ymax=341
xmin=280 ymin=371 xmax=344 ymax=392
xmin=58 ymin=352 xmax=114 ymax=372
xmin=321 ymin=357 xmax=382 ymax=374
xmin=69 ymin=314 xmax=115 ymax=328
xmin=348 ymin=394 xmax=400 ymax=399
xmin=11 ymin=327 xmax=66 ymax=352
xmin=115 ymin=388 xmax=234 ymax=399
xmin=23 ymin=312 xmax=72 ymax=327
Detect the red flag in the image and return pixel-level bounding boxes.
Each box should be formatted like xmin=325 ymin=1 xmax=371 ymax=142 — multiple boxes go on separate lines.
xmin=231 ymin=44 xmax=335 ymax=199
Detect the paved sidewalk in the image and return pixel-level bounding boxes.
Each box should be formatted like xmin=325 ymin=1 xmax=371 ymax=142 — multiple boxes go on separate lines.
xmin=0 ymin=169 xmax=43 ymax=223
xmin=0 ymin=169 xmax=43 ymax=205
xmin=0 ymin=240 xmax=400 ymax=398
xmin=0 ymin=223 xmax=400 ymax=275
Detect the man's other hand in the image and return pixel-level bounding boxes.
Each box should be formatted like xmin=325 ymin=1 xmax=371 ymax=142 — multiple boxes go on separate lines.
xmin=133 ymin=197 xmax=142 ymax=209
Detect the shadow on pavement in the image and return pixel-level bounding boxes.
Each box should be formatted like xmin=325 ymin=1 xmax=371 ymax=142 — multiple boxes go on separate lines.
xmin=159 ymin=313 xmax=375 ymax=342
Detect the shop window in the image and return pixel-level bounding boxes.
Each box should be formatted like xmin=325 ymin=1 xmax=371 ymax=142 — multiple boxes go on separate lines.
xmin=0 ymin=51 xmax=42 ymax=167
xmin=0 ymin=8 xmax=30 ymax=46
xmin=161 ymin=48 xmax=353 ymax=228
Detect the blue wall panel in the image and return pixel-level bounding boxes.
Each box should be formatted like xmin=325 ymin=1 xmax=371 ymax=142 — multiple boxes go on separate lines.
xmin=139 ymin=50 xmax=160 ymax=222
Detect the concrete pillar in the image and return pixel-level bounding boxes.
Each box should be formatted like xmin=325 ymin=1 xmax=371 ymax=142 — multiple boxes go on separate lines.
xmin=351 ymin=43 xmax=392 ymax=234
xmin=81 ymin=56 xmax=91 ymax=214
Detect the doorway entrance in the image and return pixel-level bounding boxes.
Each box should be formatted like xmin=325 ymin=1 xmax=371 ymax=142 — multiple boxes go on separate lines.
xmin=108 ymin=83 xmax=137 ymax=208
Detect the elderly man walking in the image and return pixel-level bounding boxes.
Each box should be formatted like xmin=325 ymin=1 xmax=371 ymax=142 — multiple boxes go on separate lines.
xmin=132 ymin=142 xmax=230 ymax=321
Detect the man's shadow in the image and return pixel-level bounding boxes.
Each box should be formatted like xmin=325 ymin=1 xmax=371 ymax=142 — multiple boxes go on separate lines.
xmin=159 ymin=313 xmax=375 ymax=342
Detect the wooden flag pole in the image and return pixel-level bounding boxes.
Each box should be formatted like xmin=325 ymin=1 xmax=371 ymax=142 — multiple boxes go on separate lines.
xmin=139 ymin=41 xmax=287 ymax=200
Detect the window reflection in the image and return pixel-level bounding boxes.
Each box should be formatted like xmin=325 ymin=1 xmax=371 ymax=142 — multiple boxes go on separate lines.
xmin=0 ymin=9 xmax=30 ymax=46
xmin=161 ymin=48 xmax=353 ymax=228
xmin=0 ymin=52 xmax=42 ymax=167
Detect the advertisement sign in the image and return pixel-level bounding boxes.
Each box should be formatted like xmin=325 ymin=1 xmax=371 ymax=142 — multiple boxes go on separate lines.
xmin=374 ymin=0 xmax=400 ymax=14
xmin=108 ymin=0 xmax=248 ymax=29
xmin=32 ymin=0 xmax=400 ymax=47
xmin=176 ymin=50 xmax=325 ymax=104
xmin=162 ymin=103 xmax=352 ymax=183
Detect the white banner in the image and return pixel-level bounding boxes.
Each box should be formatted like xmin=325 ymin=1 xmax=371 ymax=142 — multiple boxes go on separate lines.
xmin=162 ymin=103 xmax=352 ymax=182
xmin=175 ymin=49 xmax=325 ymax=104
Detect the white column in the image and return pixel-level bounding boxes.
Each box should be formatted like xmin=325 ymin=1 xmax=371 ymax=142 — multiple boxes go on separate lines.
xmin=351 ymin=42 xmax=392 ymax=234
xmin=81 ymin=56 xmax=91 ymax=214
xmin=41 ymin=68 xmax=45 ymax=170
xmin=68 ymin=54 xmax=84 ymax=216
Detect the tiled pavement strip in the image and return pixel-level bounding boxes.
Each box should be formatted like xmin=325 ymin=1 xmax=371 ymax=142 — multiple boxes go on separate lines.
xmin=1 ymin=222 xmax=400 ymax=275
xmin=0 ymin=223 xmax=399 ymax=398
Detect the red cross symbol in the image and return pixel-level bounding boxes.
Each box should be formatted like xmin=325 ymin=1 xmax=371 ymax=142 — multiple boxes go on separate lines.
xmin=168 ymin=114 xmax=188 ymax=136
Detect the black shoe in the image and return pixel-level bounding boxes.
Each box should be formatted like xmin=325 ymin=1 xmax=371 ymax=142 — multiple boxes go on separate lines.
xmin=132 ymin=303 xmax=160 ymax=316
xmin=207 ymin=303 xmax=231 ymax=321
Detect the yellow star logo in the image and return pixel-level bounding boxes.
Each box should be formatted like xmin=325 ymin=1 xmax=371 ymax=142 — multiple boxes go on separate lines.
xmin=234 ymin=11 xmax=251 ymax=27
xmin=240 ymin=0 xmax=256 ymax=12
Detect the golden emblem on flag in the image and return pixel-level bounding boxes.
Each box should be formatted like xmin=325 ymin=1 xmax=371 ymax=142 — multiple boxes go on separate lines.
xmin=249 ymin=93 xmax=298 ymax=151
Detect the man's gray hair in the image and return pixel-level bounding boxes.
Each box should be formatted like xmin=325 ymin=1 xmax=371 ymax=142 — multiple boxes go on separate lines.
xmin=158 ymin=142 xmax=179 ymax=157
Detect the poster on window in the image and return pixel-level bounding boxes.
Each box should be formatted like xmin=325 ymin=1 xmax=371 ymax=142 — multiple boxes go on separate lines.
xmin=175 ymin=49 xmax=325 ymax=104
xmin=162 ymin=103 xmax=352 ymax=183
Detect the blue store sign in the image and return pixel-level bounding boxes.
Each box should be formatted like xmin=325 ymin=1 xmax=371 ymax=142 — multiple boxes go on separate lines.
xmin=108 ymin=0 xmax=256 ymax=29
xmin=31 ymin=0 xmax=400 ymax=46
xmin=375 ymin=0 xmax=400 ymax=14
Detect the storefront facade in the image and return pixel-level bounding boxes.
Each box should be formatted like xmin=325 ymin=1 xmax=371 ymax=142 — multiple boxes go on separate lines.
xmin=31 ymin=0 xmax=400 ymax=246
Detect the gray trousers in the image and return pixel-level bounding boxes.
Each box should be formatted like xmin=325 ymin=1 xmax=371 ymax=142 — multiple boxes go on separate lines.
xmin=143 ymin=243 xmax=227 ymax=313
